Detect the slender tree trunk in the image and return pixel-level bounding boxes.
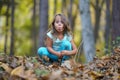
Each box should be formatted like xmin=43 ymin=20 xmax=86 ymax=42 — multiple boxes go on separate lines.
xmin=54 ymin=0 xmax=57 ymax=15
xmin=10 ymin=0 xmax=15 ymax=56
xmin=112 ymin=0 xmax=120 ymax=41
xmin=104 ymin=0 xmax=111 ymax=53
xmin=68 ymin=0 xmax=73 ymax=29
xmin=93 ymin=0 xmax=105 ymax=43
xmin=0 ymin=1 xmax=2 ymax=15
xmin=62 ymin=0 xmax=66 ymax=13
xmin=79 ymin=0 xmax=95 ymax=62
xmin=39 ymin=0 xmax=48 ymax=47
xmin=31 ymin=0 xmax=37 ymax=54
xmin=71 ymin=4 xmax=79 ymax=32
xmin=94 ymin=0 xmax=101 ymax=43
xmin=4 ymin=1 xmax=10 ymax=54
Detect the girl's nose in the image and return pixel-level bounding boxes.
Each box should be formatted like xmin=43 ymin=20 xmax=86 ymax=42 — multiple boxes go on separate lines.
xmin=58 ymin=22 xmax=62 ymax=25
xmin=58 ymin=21 xmax=62 ymax=24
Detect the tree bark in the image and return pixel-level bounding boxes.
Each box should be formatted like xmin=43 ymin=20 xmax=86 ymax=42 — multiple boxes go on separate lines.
xmin=112 ymin=0 xmax=120 ymax=41
xmin=62 ymin=0 xmax=66 ymax=13
xmin=79 ymin=0 xmax=95 ymax=62
xmin=39 ymin=0 xmax=48 ymax=47
xmin=104 ymin=0 xmax=111 ymax=53
xmin=54 ymin=0 xmax=57 ymax=15
xmin=10 ymin=0 xmax=15 ymax=56
xmin=31 ymin=0 xmax=37 ymax=54
xmin=4 ymin=0 xmax=10 ymax=54
xmin=68 ymin=0 xmax=73 ymax=29
xmin=92 ymin=0 xmax=105 ymax=43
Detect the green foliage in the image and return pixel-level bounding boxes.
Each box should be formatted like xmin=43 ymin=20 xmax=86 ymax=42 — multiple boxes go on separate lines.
xmin=34 ymin=68 xmax=50 ymax=77
xmin=15 ymin=39 xmax=32 ymax=56
xmin=112 ymin=36 xmax=120 ymax=49
xmin=1 ymin=6 xmax=7 ymax=15
xmin=13 ymin=0 xmax=33 ymax=56
xmin=31 ymin=57 xmax=38 ymax=63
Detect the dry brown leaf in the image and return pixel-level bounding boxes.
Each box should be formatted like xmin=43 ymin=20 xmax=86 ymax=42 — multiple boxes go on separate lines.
xmin=77 ymin=64 xmax=84 ymax=70
xmin=63 ymin=77 xmax=76 ymax=80
xmin=11 ymin=65 xmax=25 ymax=77
xmin=101 ymin=55 xmax=110 ymax=60
xmin=89 ymin=71 xmax=103 ymax=77
xmin=24 ymin=70 xmax=37 ymax=80
xmin=33 ymin=63 xmax=41 ymax=69
xmin=49 ymin=62 xmax=60 ymax=69
xmin=61 ymin=60 xmax=72 ymax=70
xmin=88 ymin=71 xmax=103 ymax=80
xmin=25 ymin=69 xmax=34 ymax=76
xmin=0 ymin=62 xmax=12 ymax=73
xmin=49 ymin=70 xmax=63 ymax=80
xmin=62 ymin=70 xmax=74 ymax=76
xmin=96 ymin=63 xmax=104 ymax=67
xmin=25 ymin=61 xmax=33 ymax=69
xmin=113 ymin=72 xmax=120 ymax=80
xmin=0 ymin=57 xmax=5 ymax=62
xmin=10 ymin=57 xmax=19 ymax=68
xmin=114 ymin=47 xmax=120 ymax=53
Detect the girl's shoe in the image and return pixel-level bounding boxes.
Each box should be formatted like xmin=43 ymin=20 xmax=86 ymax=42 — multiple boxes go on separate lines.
xmin=42 ymin=55 xmax=52 ymax=66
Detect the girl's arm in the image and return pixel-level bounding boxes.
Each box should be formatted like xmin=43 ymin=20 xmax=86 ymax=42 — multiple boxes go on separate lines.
xmin=46 ymin=36 xmax=62 ymax=58
xmin=61 ymin=39 xmax=77 ymax=56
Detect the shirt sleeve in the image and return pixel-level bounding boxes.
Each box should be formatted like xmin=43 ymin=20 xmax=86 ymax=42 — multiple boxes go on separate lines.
xmin=47 ymin=31 xmax=53 ymax=39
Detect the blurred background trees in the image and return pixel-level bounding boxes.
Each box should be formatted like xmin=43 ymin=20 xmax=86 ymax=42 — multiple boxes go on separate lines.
xmin=0 ymin=0 xmax=119 ymax=63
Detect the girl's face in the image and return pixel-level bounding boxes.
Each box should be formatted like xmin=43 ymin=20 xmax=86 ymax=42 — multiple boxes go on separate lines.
xmin=54 ymin=15 xmax=64 ymax=33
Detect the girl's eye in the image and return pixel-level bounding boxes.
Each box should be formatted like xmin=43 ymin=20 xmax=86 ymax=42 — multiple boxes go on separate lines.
xmin=56 ymin=21 xmax=59 ymax=23
xmin=55 ymin=21 xmax=63 ymax=24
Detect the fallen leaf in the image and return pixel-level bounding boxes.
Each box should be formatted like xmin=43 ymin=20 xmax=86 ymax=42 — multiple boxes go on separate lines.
xmin=49 ymin=70 xmax=63 ymax=80
xmin=61 ymin=60 xmax=72 ymax=70
xmin=11 ymin=65 xmax=25 ymax=77
xmin=0 ymin=62 xmax=12 ymax=73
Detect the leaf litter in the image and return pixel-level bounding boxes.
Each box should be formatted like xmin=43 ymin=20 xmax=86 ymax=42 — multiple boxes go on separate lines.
xmin=0 ymin=48 xmax=120 ymax=80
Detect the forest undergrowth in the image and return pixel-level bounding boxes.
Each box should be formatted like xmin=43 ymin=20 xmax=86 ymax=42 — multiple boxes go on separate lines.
xmin=0 ymin=47 xmax=120 ymax=80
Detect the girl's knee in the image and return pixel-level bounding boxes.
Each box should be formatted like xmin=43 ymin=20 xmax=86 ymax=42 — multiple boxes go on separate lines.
xmin=37 ymin=47 xmax=48 ymax=56
xmin=48 ymin=53 xmax=59 ymax=61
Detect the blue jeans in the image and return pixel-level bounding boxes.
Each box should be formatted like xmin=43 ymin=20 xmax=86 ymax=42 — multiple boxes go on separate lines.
xmin=37 ymin=40 xmax=72 ymax=62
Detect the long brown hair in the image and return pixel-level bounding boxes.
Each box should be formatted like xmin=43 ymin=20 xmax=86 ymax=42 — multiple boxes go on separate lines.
xmin=48 ymin=13 xmax=72 ymax=37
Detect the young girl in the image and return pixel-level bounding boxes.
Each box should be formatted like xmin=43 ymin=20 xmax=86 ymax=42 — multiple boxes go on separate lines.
xmin=38 ymin=13 xmax=77 ymax=64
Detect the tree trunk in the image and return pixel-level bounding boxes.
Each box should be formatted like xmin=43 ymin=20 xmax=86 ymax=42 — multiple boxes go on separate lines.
xmin=71 ymin=4 xmax=79 ymax=32
xmin=79 ymin=0 xmax=95 ymax=62
xmin=31 ymin=0 xmax=37 ymax=55
xmin=4 ymin=1 xmax=10 ymax=54
xmin=0 ymin=1 xmax=2 ymax=15
xmin=104 ymin=0 xmax=111 ymax=53
xmin=94 ymin=0 xmax=101 ymax=43
xmin=54 ymin=0 xmax=57 ymax=15
xmin=39 ymin=0 xmax=48 ymax=47
xmin=112 ymin=0 xmax=120 ymax=41
xmin=93 ymin=0 xmax=105 ymax=43
xmin=10 ymin=0 xmax=15 ymax=56
xmin=68 ymin=0 xmax=73 ymax=29
xmin=62 ymin=0 xmax=66 ymax=13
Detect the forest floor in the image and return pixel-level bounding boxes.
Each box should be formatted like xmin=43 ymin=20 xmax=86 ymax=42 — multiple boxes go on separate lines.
xmin=0 ymin=48 xmax=120 ymax=80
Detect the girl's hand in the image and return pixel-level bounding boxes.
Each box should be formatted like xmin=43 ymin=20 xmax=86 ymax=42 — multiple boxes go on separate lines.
xmin=57 ymin=52 xmax=62 ymax=58
xmin=61 ymin=50 xmax=68 ymax=55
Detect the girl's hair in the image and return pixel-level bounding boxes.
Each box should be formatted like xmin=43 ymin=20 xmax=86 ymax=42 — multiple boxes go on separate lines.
xmin=48 ymin=13 xmax=72 ymax=37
